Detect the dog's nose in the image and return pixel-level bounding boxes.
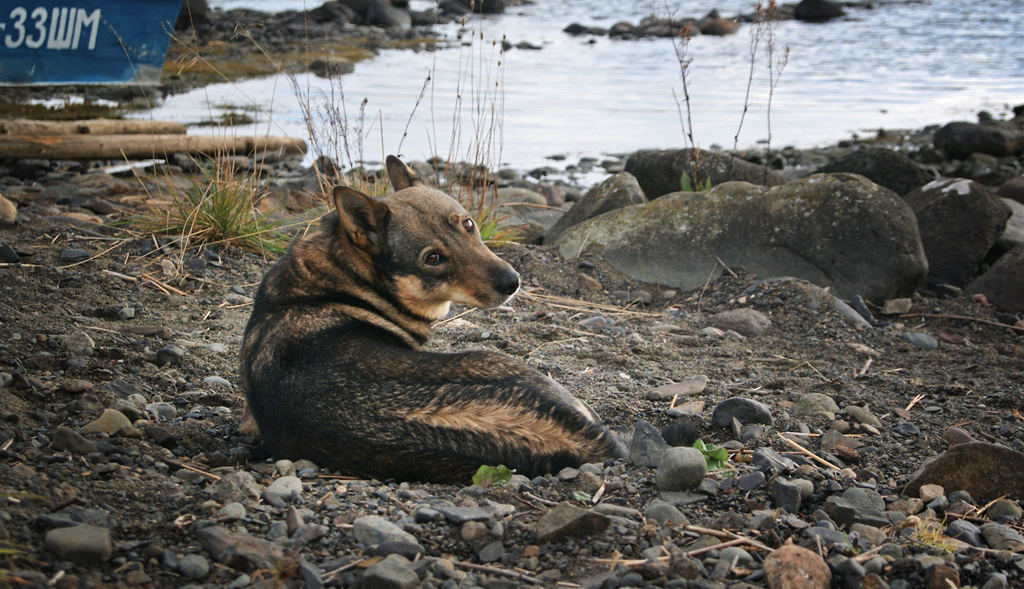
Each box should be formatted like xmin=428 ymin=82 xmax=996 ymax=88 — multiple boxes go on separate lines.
xmin=494 ymin=269 xmax=521 ymax=297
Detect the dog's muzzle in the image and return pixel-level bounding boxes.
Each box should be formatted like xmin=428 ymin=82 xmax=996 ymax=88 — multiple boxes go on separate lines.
xmin=493 ymin=268 xmax=521 ymax=298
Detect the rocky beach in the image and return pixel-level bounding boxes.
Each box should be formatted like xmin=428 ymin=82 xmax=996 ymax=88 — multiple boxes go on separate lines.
xmin=3 ymin=1 xmax=1024 ymax=588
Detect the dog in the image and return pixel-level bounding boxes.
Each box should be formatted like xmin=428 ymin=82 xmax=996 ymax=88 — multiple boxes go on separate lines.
xmin=239 ymin=156 xmax=626 ymax=483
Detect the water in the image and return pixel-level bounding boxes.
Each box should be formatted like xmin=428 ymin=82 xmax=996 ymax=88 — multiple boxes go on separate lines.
xmin=137 ymin=0 xmax=1024 ymax=173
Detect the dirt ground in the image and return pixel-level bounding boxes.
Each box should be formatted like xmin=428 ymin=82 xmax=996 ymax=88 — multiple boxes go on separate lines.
xmin=1 ymin=202 xmax=1024 ymax=587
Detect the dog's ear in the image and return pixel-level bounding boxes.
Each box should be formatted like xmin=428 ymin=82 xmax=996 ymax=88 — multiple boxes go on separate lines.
xmin=333 ymin=186 xmax=390 ymax=251
xmin=386 ymin=155 xmax=423 ymax=190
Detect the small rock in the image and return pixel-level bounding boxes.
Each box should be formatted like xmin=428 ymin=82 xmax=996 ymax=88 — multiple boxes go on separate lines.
xmin=204 ymin=375 xmax=233 ymax=388
xmin=942 ymin=427 xmax=977 ymax=446
xmin=650 ymin=375 xmax=708 ymax=398
xmin=60 ymin=248 xmax=90 ymax=262
xmin=738 ymin=470 xmax=767 ymax=491
xmin=81 ymin=409 xmax=131 ymax=434
xmin=155 ymin=345 xmax=185 ymax=365
xmin=712 ymin=397 xmax=774 ymax=428
xmin=881 ymin=298 xmax=913 ymax=315
xmin=655 ymin=447 xmax=706 ymax=491
xmin=44 ymin=525 xmax=112 ymax=563
xmin=981 ymin=523 xmax=1024 ymax=551
xmin=218 ymin=503 xmax=247 ymax=522
xmin=924 ymin=563 xmax=959 ymax=589
xmin=210 ymin=471 xmax=262 ymax=506
xmin=790 ymin=393 xmax=840 ymax=419
xmin=61 ymin=332 xmax=95 ymax=356
xmin=353 ymin=516 xmax=419 ymax=546
xmin=987 ymin=499 xmax=1022 ymax=520
xmin=753 ymin=447 xmax=797 ymax=474
xmin=629 ymin=419 xmax=669 ymax=467
xmin=645 ymin=500 xmax=688 ymax=525
xmin=762 ymin=544 xmax=831 ymax=589
xmin=49 ymin=426 xmax=98 ymax=455
xmin=145 ymin=402 xmax=177 ymax=420
xmin=362 ymin=554 xmax=419 ymax=589
xmin=461 ymin=521 xmax=489 ymax=542
xmin=772 ymin=478 xmax=803 ymax=513
xmin=919 ymin=484 xmax=945 ymax=503
xmin=709 ymin=308 xmax=772 ymax=337
xmin=264 ymin=476 xmax=303 ymax=506
xmin=292 ymin=524 xmax=329 ymax=545
xmin=535 ymin=502 xmax=610 ymax=543
xmin=842 ymin=405 xmax=883 ymax=428
xmin=117 ymin=307 xmax=135 ymax=320
xmin=901 ymin=332 xmax=938 ymax=350
xmin=177 ymin=554 xmax=210 ymax=580
xmin=478 ymin=540 xmax=505 ymax=563
xmin=945 ymin=520 xmax=985 ymax=547
xmin=196 ymin=525 xmax=285 ymax=570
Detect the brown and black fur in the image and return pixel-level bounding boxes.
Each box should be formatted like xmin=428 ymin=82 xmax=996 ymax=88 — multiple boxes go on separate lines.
xmin=240 ymin=156 xmax=626 ymax=483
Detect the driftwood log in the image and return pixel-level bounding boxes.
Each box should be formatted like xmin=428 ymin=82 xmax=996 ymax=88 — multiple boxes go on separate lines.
xmin=0 ymin=134 xmax=307 ymax=160
xmin=0 ymin=118 xmax=187 ymax=136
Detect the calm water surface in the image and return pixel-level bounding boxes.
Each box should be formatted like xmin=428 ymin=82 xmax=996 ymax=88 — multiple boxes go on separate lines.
xmin=139 ymin=0 xmax=1024 ymax=172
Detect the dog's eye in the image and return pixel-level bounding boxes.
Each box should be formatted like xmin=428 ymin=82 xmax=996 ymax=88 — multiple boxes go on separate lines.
xmin=424 ymin=252 xmax=444 ymax=266
xmin=462 ymin=218 xmax=475 ymax=233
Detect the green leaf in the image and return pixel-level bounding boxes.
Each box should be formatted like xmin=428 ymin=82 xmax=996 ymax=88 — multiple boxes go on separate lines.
xmin=472 ymin=465 xmax=515 ymax=488
xmin=572 ymin=490 xmax=592 ymax=502
xmin=680 ymin=172 xmax=694 ymax=192
xmin=692 ymin=439 xmax=730 ymax=471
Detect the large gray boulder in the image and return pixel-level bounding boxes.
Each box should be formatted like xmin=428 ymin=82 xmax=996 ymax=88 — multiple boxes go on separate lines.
xmin=816 ymin=147 xmax=932 ymax=196
xmin=933 ymin=122 xmax=1024 ymax=160
xmin=794 ymin=0 xmax=846 ymax=22
xmin=903 ymin=178 xmax=1011 ymax=287
xmin=964 ymin=244 xmax=1024 ymax=312
xmin=543 ymin=172 xmax=647 ymax=245
xmin=624 ymin=148 xmax=787 ymax=200
xmin=554 ymin=173 xmax=927 ymax=303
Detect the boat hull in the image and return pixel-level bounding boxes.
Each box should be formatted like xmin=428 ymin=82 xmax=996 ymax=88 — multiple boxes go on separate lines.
xmin=0 ymin=0 xmax=180 ymax=85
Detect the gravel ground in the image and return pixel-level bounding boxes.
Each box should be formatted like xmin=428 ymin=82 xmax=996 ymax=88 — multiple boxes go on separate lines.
xmin=1 ymin=173 xmax=1023 ymax=589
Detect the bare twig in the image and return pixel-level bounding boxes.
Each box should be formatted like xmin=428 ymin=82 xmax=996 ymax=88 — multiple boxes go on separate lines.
xmin=777 ymin=433 xmax=840 ymax=470
xmin=451 ymin=561 xmax=544 ymax=585
xmin=900 ymin=313 xmax=1024 ymax=333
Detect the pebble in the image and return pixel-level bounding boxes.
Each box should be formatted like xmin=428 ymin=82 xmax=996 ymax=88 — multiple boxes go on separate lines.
xmin=762 ymin=544 xmax=831 ymax=589
xmin=478 ymin=540 xmax=505 ymax=563
xmin=118 ymin=307 xmax=135 ymax=320
xmin=535 ymin=502 xmax=611 ymax=543
xmin=712 ymin=397 xmax=774 ymax=428
xmin=362 ymin=554 xmax=419 ymax=589
xmin=81 ymin=408 xmax=132 ymax=434
xmin=177 ymin=554 xmax=210 ymax=580
xmin=44 ymin=525 xmax=113 ymax=563
xmin=901 ymin=331 xmax=939 ymax=350
xmin=655 ymin=446 xmax=706 ymax=492
xmin=60 ymin=248 xmax=90 ymax=262
xmin=196 ymin=526 xmax=285 ymax=570
xmin=206 ymin=343 xmax=230 ymax=354
xmin=790 ymin=393 xmax=840 ymax=419
xmin=146 ymin=402 xmax=177 ymax=420
xmin=155 ymin=345 xmax=185 ymax=365
xmin=645 ymin=500 xmax=688 ymax=525
xmin=987 ymin=499 xmax=1022 ymax=520
xmin=918 ymin=484 xmax=944 ymax=503
xmin=264 ymin=476 xmax=303 ymax=506
xmin=353 ymin=515 xmax=420 ymax=546
xmin=628 ymin=419 xmax=669 ymax=467
xmin=203 ymin=375 xmax=233 ymax=388
xmin=49 ymin=426 xmax=98 ymax=455
xmin=648 ymin=375 xmax=708 ymax=400
xmin=772 ymin=478 xmax=804 ymax=513
xmin=708 ymin=308 xmax=772 ymax=337
xmin=61 ymin=331 xmax=95 ymax=356
xmin=218 ymin=502 xmax=247 ymax=522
